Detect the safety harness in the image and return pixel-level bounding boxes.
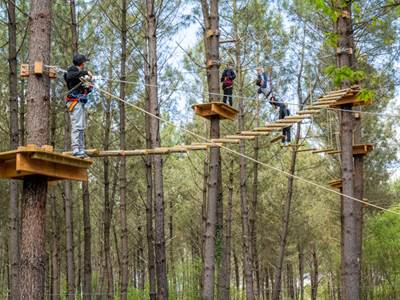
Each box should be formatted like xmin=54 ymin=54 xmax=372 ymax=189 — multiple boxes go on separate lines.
xmin=65 ymin=86 xmax=92 ymax=112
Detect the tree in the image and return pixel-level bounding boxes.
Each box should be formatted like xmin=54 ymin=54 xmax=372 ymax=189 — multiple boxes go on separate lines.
xmin=7 ymin=0 xmax=20 ymax=298
xmin=146 ymin=0 xmax=168 ymax=298
xmin=19 ymin=0 xmax=51 ymax=298
xmin=199 ymin=1 xmax=222 ymax=299
xmin=118 ymin=0 xmax=129 ymax=299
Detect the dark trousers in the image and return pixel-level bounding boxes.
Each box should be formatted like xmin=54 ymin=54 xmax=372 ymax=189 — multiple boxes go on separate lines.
xmin=282 ymin=126 xmax=291 ymax=143
xmin=223 ymin=87 xmax=233 ymax=106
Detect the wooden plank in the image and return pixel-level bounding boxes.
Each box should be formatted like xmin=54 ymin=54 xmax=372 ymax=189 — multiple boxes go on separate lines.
xmin=253 ymin=127 xmax=279 ymax=132
xmin=330 ymin=96 xmax=372 ymax=108
xmin=275 ymin=119 xmax=301 ymax=124
xmin=225 ymin=135 xmax=255 ymax=140
xmin=211 ymin=103 xmax=236 ymax=120
xmin=296 ymin=148 xmax=317 ymax=153
xmin=34 ymin=61 xmax=43 ymax=75
xmin=16 ymin=153 xmax=88 ymax=181
xmin=306 ymin=105 xmax=330 ymax=110
xmin=270 ymin=135 xmax=285 ymax=143
xmin=316 ymin=100 xmax=339 ymax=105
xmin=283 ymin=115 xmax=311 ymax=120
xmin=185 ymin=145 xmax=208 ymax=151
xmin=191 ymin=142 xmax=223 ymax=147
xmin=312 ymin=148 xmax=335 ymax=154
xmin=326 ymin=150 xmax=342 ymax=155
xmin=297 ymin=110 xmax=320 ymax=115
xmin=211 ymin=138 xmax=240 ymax=144
xmin=240 ymin=131 xmax=269 ymax=136
xmin=31 ymin=152 xmax=93 ymax=168
xmin=353 ymin=144 xmax=373 ymax=156
xmin=265 ymin=123 xmax=292 ymax=127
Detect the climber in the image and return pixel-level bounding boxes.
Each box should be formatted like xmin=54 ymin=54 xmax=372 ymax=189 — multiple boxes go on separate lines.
xmin=279 ymin=102 xmax=291 ymax=145
xmin=221 ymin=62 xmax=236 ymax=106
xmin=64 ymin=54 xmax=93 ymax=158
xmin=256 ymin=66 xmax=271 ymax=98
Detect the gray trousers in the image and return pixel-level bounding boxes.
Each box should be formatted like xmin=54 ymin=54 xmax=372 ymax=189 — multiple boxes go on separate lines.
xmin=68 ymin=101 xmax=86 ymax=152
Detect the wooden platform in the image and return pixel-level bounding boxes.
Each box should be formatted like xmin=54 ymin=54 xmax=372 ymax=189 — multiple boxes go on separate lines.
xmin=352 ymin=144 xmax=373 ymax=156
xmin=313 ymin=144 xmax=373 ymax=156
xmin=0 ymin=145 xmax=92 ymax=181
xmin=192 ymin=102 xmax=239 ymax=121
xmin=315 ymin=86 xmax=372 ymax=108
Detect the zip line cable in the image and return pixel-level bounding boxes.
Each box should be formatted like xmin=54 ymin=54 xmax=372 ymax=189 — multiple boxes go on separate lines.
xmin=46 ymin=64 xmax=400 ymax=119
xmin=90 ymin=80 xmax=400 ymax=217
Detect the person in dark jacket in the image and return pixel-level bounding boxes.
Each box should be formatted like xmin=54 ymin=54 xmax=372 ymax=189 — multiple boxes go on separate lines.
xmin=64 ymin=54 xmax=93 ymax=157
xmin=221 ymin=62 xmax=236 ymax=106
xmin=279 ymin=102 xmax=291 ymax=144
xmin=256 ymin=66 xmax=271 ymax=98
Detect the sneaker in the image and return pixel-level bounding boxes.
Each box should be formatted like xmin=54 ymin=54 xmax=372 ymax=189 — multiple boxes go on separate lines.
xmin=73 ymin=150 xmax=87 ymax=158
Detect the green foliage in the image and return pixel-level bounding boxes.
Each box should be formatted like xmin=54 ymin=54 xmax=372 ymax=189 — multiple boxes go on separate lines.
xmin=363 ymin=204 xmax=400 ymax=298
xmin=324 ymin=65 xmax=365 ymax=86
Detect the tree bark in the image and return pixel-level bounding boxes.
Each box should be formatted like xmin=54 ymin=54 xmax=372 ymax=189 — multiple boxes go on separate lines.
xmin=20 ymin=1 xmax=51 ymax=298
xmin=298 ymin=244 xmax=304 ymax=300
xmin=145 ymin=1 xmax=168 ymax=298
xmin=82 ymin=181 xmax=92 ymax=300
xmin=218 ymin=160 xmax=234 ymax=300
xmin=119 ymin=0 xmax=129 ymax=299
xmin=64 ymin=1 xmax=79 ymax=297
xmin=51 ymin=192 xmax=60 ymax=300
xmin=200 ymin=1 xmax=222 ymax=299
xmin=63 ymin=175 xmax=75 ymax=300
xmin=233 ymin=1 xmax=254 ymax=298
xmin=336 ymin=3 xmax=361 ymax=299
xmin=7 ymin=0 xmax=20 ymax=298
xmin=103 ymin=57 xmax=114 ymax=300
xmin=144 ymin=32 xmax=157 ymax=300
xmin=310 ymin=246 xmax=319 ymax=300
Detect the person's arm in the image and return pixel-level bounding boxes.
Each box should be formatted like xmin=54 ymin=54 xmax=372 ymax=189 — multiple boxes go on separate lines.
xmin=221 ymin=70 xmax=226 ymax=82
xmin=231 ymin=70 xmax=236 ymax=80
xmin=65 ymin=68 xmax=88 ymax=81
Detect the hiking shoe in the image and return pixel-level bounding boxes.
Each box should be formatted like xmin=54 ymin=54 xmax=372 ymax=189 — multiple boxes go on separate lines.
xmin=73 ymin=150 xmax=87 ymax=158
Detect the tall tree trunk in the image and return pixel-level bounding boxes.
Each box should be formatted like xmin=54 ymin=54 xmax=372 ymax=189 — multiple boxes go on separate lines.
xmin=233 ymin=250 xmax=240 ymax=295
xmin=200 ymin=1 xmax=222 ymax=299
xmin=7 ymin=0 xmax=20 ymax=298
xmin=271 ymin=27 xmax=307 ymax=300
xmin=51 ymin=192 xmax=60 ymax=300
xmin=233 ymin=2 xmax=254 ymax=298
xmin=310 ymin=246 xmax=319 ymax=300
xmin=336 ymin=3 xmax=361 ymax=299
xmin=20 ymin=1 xmax=51 ymax=298
xmin=64 ymin=177 xmax=75 ymax=300
xmin=287 ymin=263 xmax=295 ymax=299
xmin=144 ymin=37 xmax=157 ymax=300
xmin=145 ymin=1 xmax=168 ymax=298
xmin=82 ymin=181 xmax=92 ymax=300
xmin=103 ymin=57 xmax=114 ymax=300
xmin=218 ymin=160 xmax=234 ymax=299
xmin=69 ymin=0 xmax=78 ymax=53
xmin=298 ymin=244 xmax=304 ymax=300
xmin=64 ymin=1 xmax=79 ymax=297
xmin=119 ymin=0 xmax=129 ymax=299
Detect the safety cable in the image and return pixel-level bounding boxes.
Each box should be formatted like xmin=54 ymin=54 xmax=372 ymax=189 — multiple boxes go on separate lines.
xmin=46 ymin=64 xmax=399 ymax=119
xmin=89 ymin=80 xmax=400 ymax=217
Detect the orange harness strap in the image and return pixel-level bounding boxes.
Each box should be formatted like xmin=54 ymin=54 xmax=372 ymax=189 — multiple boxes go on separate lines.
xmin=68 ymin=99 xmax=79 ymax=112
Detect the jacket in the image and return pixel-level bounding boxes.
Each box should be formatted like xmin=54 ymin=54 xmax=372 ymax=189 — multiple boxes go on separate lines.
xmin=221 ymin=68 xmax=236 ymax=89
xmin=64 ymin=66 xmax=89 ymax=95
xmin=256 ymin=72 xmax=268 ymax=89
